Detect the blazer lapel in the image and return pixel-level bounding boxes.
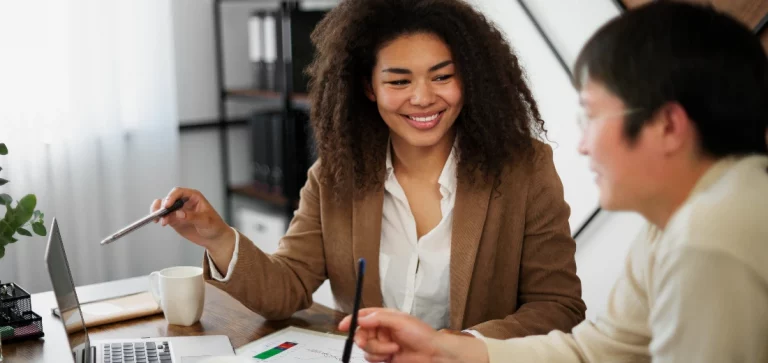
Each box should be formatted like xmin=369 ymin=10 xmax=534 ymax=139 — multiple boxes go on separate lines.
xmin=449 ymin=172 xmax=493 ymax=329
xmin=352 ymin=187 xmax=385 ymax=309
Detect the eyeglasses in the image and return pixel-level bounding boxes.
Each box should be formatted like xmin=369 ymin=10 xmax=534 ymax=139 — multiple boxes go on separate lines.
xmin=576 ymin=107 xmax=644 ymax=132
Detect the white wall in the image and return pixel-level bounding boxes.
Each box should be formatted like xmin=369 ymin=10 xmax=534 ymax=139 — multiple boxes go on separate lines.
xmin=469 ymin=0 xmax=605 ymax=233
xmin=171 ymin=0 xmax=649 ymax=320
xmin=574 ymin=211 xmax=645 ymax=321
xmin=471 ymin=0 xmax=648 ymax=321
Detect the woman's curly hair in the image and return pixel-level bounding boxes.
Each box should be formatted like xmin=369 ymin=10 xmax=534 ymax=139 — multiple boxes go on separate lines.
xmin=307 ymin=0 xmax=547 ymax=199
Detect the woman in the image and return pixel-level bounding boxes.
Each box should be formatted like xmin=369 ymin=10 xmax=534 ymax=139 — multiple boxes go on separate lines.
xmin=152 ymin=0 xmax=585 ymax=339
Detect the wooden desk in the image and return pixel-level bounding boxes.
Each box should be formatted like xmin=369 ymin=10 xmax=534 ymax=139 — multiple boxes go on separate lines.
xmin=3 ymin=276 xmax=347 ymax=362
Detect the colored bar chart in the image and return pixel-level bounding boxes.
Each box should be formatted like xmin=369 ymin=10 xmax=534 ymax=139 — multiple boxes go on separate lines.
xmin=254 ymin=341 xmax=298 ymax=360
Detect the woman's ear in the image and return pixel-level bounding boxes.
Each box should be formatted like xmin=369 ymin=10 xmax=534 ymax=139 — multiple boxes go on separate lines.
xmin=364 ymin=80 xmax=376 ymax=102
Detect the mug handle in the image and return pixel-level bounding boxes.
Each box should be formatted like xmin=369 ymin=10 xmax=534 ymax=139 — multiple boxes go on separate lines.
xmin=149 ymin=271 xmax=162 ymax=306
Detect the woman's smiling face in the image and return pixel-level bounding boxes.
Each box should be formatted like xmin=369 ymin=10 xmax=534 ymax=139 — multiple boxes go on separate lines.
xmin=367 ymin=32 xmax=464 ymax=148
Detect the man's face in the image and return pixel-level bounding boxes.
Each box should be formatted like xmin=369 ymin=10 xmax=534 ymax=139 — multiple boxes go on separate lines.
xmin=577 ymin=79 xmax=665 ymax=211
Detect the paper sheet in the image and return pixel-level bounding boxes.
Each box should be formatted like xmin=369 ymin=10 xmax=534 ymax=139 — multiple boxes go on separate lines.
xmin=236 ymin=326 xmax=367 ymax=362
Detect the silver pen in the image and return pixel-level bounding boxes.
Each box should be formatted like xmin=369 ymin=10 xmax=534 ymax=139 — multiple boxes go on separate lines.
xmin=100 ymin=198 xmax=187 ymax=245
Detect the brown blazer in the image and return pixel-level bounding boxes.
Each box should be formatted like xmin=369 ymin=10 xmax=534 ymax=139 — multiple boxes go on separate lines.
xmin=203 ymin=141 xmax=586 ymax=339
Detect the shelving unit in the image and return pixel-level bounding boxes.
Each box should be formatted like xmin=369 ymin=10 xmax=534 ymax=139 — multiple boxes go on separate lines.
xmin=211 ymin=0 xmax=323 ymax=224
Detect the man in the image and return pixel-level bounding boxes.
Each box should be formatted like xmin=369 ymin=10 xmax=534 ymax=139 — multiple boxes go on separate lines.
xmin=339 ymin=2 xmax=768 ymax=362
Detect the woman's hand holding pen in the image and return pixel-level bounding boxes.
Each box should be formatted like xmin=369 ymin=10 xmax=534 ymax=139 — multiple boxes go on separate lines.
xmin=150 ymin=187 xmax=236 ymax=268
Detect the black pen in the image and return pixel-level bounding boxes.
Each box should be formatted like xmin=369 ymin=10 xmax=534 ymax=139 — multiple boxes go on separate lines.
xmin=342 ymin=257 xmax=366 ymax=363
xmin=100 ymin=198 xmax=187 ymax=245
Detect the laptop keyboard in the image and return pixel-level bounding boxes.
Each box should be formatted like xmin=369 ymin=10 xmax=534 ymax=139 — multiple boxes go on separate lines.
xmin=102 ymin=341 xmax=174 ymax=363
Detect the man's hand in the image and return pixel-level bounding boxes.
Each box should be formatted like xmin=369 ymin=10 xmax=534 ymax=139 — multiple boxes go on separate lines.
xmin=339 ymin=308 xmax=438 ymax=362
xmin=338 ymin=308 xmax=489 ymax=363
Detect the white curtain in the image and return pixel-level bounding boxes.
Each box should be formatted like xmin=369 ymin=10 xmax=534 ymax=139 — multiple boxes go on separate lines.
xmin=0 ymin=0 xmax=197 ymax=293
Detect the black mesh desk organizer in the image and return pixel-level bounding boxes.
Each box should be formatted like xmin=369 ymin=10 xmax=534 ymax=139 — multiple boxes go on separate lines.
xmin=0 ymin=281 xmax=44 ymax=342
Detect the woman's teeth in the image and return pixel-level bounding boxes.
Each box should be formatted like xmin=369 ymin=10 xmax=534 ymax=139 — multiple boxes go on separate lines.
xmin=407 ymin=112 xmax=440 ymax=122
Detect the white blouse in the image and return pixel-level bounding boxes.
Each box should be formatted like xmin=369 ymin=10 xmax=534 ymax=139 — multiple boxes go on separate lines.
xmin=378 ymin=143 xmax=456 ymax=330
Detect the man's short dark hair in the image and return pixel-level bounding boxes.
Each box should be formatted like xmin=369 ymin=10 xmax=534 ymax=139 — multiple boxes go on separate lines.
xmin=574 ymin=2 xmax=768 ymax=157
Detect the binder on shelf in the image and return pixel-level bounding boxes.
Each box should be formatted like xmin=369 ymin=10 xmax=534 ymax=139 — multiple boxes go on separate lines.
xmin=248 ymin=11 xmax=267 ymax=90
xmin=249 ymin=109 xmax=277 ymax=189
xmin=282 ymin=109 xmax=312 ymax=201
xmin=248 ymin=108 xmax=313 ymax=201
xmin=243 ymin=7 xmax=326 ymax=95
xmin=263 ymin=11 xmax=279 ymax=92
xmin=270 ymin=112 xmax=284 ymax=194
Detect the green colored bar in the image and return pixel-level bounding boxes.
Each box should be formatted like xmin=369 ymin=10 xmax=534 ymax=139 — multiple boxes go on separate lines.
xmin=254 ymin=347 xmax=283 ymax=360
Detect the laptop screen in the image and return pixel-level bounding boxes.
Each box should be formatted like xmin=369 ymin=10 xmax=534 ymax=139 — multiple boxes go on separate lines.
xmin=45 ymin=218 xmax=91 ymax=362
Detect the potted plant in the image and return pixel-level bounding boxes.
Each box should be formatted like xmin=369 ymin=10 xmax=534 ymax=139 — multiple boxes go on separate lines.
xmin=0 ymin=142 xmax=47 ymax=361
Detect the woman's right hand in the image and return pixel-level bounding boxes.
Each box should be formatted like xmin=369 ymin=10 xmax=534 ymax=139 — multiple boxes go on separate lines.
xmin=150 ymin=187 xmax=234 ymax=253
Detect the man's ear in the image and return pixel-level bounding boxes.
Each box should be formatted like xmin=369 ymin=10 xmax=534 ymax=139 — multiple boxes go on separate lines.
xmin=364 ymin=80 xmax=376 ymax=102
xmin=658 ymin=102 xmax=693 ymax=155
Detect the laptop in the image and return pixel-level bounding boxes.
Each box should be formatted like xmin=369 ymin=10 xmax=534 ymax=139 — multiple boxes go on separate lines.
xmin=45 ymin=217 xmax=235 ymax=363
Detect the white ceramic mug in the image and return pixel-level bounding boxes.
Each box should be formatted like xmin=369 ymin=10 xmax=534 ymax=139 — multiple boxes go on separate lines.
xmin=149 ymin=266 xmax=205 ymax=326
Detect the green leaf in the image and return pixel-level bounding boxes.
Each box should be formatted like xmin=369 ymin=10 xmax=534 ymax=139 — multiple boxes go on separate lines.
xmin=16 ymin=227 xmax=31 ymax=237
xmin=32 ymin=222 xmax=46 ymax=236
xmin=0 ymin=178 xmax=7 ymax=186
xmin=0 ymin=219 xmax=14 ymax=237
xmin=0 ymin=194 xmax=11 ymax=205
xmin=35 ymin=211 xmax=45 ymax=226
xmin=0 ymin=234 xmax=17 ymax=244
xmin=0 ymin=245 xmax=5 ymax=259
xmin=33 ymin=210 xmax=41 ymax=219
xmin=3 ymin=206 xmax=14 ymax=224
xmin=0 ymin=143 xmax=7 ymax=155
xmin=19 ymin=194 xmax=36 ymax=213
xmin=14 ymin=194 xmax=35 ymax=226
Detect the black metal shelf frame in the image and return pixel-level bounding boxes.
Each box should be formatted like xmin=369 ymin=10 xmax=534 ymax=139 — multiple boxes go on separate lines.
xmin=179 ymin=118 xmax=248 ymax=132
xmin=212 ymin=0 xmax=232 ymax=223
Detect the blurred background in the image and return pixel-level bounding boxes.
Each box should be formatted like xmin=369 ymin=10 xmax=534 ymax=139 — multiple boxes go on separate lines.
xmin=1 ymin=0 xmax=766 ymax=323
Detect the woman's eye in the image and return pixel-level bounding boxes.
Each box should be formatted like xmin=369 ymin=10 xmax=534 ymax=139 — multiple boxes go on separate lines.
xmin=388 ymin=80 xmax=410 ymax=86
xmin=434 ymin=74 xmax=454 ymax=82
